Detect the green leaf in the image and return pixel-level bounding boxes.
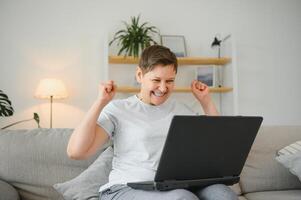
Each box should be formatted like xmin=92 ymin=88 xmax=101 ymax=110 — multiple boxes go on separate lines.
xmin=0 ymin=90 xmax=14 ymax=117
xmin=33 ymin=112 xmax=41 ymax=128
xmin=1 ymin=112 xmax=41 ymax=129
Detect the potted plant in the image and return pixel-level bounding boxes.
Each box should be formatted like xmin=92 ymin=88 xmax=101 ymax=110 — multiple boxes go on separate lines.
xmin=0 ymin=90 xmax=40 ymax=129
xmin=109 ymin=15 xmax=159 ymax=58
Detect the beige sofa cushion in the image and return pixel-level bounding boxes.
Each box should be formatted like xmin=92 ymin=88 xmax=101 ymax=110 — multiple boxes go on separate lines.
xmin=0 ymin=129 xmax=105 ymax=200
xmin=238 ymin=196 xmax=248 ymax=200
xmin=240 ymin=126 xmax=301 ymax=194
xmin=244 ymin=190 xmax=301 ymax=200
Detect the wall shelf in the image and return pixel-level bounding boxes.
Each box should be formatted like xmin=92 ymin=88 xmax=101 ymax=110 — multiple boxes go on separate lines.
xmin=116 ymin=86 xmax=233 ymax=93
xmin=109 ymin=55 xmax=231 ymax=65
xmin=105 ymin=35 xmax=238 ymax=115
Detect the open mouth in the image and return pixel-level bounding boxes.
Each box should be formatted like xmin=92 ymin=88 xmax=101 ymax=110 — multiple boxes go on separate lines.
xmin=152 ymin=90 xmax=166 ymax=97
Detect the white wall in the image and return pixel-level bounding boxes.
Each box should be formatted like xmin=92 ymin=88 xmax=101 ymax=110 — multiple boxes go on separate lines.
xmin=1 ymin=0 xmax=300 ymax=129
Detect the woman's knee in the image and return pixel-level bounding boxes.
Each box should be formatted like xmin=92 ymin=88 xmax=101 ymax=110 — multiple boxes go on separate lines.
xmin=167 ymin=189 xmax=199 ymax=200
xmin=196 ymin=184 xmax=238 ymax=200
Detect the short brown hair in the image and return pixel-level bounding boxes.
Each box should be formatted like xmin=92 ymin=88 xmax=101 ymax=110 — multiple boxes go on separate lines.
xmin=139 ymin=45 xmax=178 ymax=74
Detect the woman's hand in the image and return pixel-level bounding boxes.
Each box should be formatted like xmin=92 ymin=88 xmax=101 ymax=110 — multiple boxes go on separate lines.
xmin=191 ymin=80 xmax=211 ymax=105
xmin=191 ymin=80 xmax=218 ymax=115
xmin=97 ymin=80 xmax=117 ymax=105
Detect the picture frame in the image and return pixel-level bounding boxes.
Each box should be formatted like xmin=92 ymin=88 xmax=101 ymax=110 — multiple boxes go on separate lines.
xmin=195 ymin=67 xmax=215 ymax=87
xmin=160 ymin=35 xmax=187 ymax=57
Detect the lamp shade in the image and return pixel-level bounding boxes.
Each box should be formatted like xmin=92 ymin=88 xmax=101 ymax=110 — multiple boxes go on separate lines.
xmin=211 ymin=37 xmax=221 ymax=48
xmin=35 ymin=78 xmax=68 ymax=99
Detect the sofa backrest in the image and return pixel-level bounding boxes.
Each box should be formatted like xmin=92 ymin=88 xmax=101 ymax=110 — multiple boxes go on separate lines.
xmin=0 ymin=128 xmax=105 ymax=200
xmin=240 ymin=126 xmax=301 ymax=194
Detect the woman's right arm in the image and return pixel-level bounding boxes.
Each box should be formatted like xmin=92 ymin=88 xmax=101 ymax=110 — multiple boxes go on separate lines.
xmin=67 ymin=80 xmax=116 ymax=160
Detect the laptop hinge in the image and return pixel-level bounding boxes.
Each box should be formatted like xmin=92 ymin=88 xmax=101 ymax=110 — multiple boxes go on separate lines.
xmin=162 ymin=179 xmax=177 ymax=182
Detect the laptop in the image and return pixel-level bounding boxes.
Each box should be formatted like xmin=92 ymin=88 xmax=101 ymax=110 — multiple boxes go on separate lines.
xmin=127 ymin=115 xmax=263 ymax=191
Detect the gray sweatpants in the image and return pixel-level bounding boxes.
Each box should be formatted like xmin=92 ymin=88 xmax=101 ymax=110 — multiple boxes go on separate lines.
xmin=99 ymin=184 xmax=238 ymax=200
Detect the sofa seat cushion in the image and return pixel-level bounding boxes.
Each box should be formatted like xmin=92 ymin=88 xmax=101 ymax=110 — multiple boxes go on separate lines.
xmin=244 ymin=190 xmax=301 ymax=200
xmin=238 ymin=196 xmax=248 ymax=200
xmin=0 ymin=179 xmax=20 ymax=200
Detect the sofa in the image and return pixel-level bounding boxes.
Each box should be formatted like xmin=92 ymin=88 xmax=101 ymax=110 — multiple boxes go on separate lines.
xmin=0 ymin=126 xmax=300 ymax=200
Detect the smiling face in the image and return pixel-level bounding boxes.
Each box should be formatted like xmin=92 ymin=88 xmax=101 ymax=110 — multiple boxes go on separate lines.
xmin=136 ymin=64 xmax=176 ymax=106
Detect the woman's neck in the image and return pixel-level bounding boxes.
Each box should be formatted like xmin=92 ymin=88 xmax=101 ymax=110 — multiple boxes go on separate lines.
xmin=136 ymin=93 xmax=155 ymax=106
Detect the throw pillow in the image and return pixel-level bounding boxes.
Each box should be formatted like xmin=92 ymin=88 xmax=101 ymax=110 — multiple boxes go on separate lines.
xmin=275 ymin=141 xmax=301 ymax=182
xmin=277 ymin=140 xmax=301 ymax=156
xmin=53 ymin=146 xmax=113 ymax=200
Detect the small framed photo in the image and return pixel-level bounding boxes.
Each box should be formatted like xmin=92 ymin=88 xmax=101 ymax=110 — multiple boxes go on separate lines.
xmin=195 ymin=67 xmax=215 ymax=87
xmin=160 ymin=35 xmax=187 ymax=57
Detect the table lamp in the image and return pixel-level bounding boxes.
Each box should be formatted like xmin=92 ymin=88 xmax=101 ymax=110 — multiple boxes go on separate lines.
xmin=211 ymin=34 xmax=231 ymax=58
xmin=35 ymin=78 xmax=68 ymax=128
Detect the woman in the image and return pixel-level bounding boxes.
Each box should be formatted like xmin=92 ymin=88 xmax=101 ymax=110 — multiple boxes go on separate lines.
xmin=67 ymin=45 xmax=238 ymax=200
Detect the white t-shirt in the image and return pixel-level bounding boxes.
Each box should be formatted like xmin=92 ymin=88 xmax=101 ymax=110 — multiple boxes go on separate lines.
xmin=97 ymin=95 xmax=195 ymax=192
